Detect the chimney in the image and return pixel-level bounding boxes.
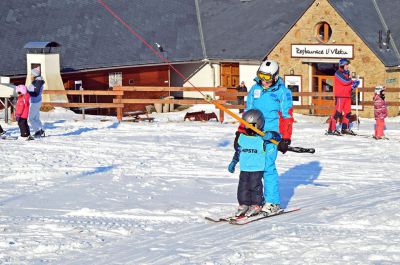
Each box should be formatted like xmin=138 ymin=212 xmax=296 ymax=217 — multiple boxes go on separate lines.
xmin=23 ymin=41 xmax=68 ymax=103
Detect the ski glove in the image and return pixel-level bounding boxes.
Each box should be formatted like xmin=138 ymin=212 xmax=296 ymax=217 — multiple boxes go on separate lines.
xmin=228 ymin=160 xmax=238 ymax=173
xmin=278 ymin=139 xmax=291 ymax=154
xmin=262 ymin=131 xmax=281 ymax=143
xmin=352 ymin=80 xmax=360 ymax=89
xmin=16 ymin=115 xmax=21 ymax=122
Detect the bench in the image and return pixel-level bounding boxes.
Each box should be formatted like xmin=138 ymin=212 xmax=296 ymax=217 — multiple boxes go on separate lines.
xmin=123 ymin=110 xmax=155 ymax=122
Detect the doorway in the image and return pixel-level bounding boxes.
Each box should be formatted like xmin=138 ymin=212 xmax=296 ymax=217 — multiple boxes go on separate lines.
xmin=312 ymin=63 xmax=336 ymax=116
xmin=220 ymin=63 xmax=239 ymax=88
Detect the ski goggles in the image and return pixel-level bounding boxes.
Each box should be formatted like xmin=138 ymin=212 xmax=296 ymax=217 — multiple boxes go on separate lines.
xmin=257 ymin=72 xmax=272 ymax=82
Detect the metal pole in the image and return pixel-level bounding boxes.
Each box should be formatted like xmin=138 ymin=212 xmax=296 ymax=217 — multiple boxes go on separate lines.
xmin=4 ymin=97 xmax=8 ymax=123
xmin=355 ymin=75 xmax=360 ymax=130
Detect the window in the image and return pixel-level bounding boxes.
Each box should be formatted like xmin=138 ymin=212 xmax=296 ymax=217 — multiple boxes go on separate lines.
xmin=109 ymin=72 xmax=122 ymax=88
xmin=316 ymin=22 xmax=332 ymax=43
xmin=284 ymin=75 xmax=302 ymax=106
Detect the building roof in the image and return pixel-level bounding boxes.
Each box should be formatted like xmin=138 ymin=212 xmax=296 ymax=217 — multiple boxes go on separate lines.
xmin=0 ymin=0 xmax=204 ymax=75
xmin=198 ymin=0 xmax=314 ymax=60
xmin=329 ymin=0 xmax=400 ymax=67
xmin=0 ymin=0 xmax=399 ymax=76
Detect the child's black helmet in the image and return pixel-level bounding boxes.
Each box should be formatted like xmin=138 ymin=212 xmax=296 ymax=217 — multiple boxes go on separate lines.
xmin=242 ymin=109 xmax=265 ymax=131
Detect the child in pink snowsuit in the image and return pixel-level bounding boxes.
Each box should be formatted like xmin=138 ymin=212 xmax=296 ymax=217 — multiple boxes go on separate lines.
xmin=15 ymin=85 xmax=34 ymax=140
xmin=373 ymin=86 xmax=387 ymax=139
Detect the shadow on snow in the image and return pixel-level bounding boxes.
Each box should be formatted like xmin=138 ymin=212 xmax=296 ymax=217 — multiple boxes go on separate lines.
xmin=279 ymin=160 xmax=325 ymax=208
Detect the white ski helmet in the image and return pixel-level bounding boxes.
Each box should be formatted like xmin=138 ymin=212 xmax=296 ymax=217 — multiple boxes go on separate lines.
xmin=257 ymin=60 xmax=279 ymax=84
xmin=374 ymin=85 xmax=385 ymax=94
xmin=242 ymin=109 xmax=265 ymax=131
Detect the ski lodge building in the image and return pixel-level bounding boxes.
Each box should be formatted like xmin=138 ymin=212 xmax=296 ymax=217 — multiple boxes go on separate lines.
xmin=0 ymin=0 xmax=399 ymax=117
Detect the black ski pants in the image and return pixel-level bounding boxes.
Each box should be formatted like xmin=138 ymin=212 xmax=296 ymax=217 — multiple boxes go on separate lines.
xmin=237 ymin=171 xmax=264 ymax=206
xmin=18 ymin=118 xmax=30 ymax=137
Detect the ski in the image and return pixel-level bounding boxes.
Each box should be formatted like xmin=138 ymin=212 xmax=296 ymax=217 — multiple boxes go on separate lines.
xmin=0 ymin=135 xmax=18 ymax=140
xmin=325 ymin=132 xmax=343 ymax=136
xmin=288 ymin=146 xmax=315 ymax=154
xmin=229 ymin=208 xmax=301 ymax=225
xmin=205 ymin=215 xmax=245 ymax=223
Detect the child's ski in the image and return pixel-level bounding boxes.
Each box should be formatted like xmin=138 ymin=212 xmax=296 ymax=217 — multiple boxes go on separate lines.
xmin=229 ymin=208 xmax=301 ymax=225
xmin=205 ymin=215 xmax=245 ymax=223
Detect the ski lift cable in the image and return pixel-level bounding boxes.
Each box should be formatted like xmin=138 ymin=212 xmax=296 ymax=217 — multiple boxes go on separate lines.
xmin=97 ymin=0 xmax=277 ymax=145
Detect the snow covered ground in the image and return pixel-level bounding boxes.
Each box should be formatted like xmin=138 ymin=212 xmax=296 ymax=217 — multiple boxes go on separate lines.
xmin=1 ymin=106 xmax=400 ymax=264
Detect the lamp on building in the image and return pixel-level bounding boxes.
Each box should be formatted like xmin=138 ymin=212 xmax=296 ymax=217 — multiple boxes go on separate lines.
xmin=290 ymin=69 xmax=294 ymax=75
xmin=155 ymin=42 xmax=164 ymax=52
xmin=351 ymin=72 xmax=357 ymax=78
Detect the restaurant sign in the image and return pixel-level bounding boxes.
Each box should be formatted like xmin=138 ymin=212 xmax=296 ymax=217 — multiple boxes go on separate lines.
xmin=291 ymin=44 xmax=353 ymax=59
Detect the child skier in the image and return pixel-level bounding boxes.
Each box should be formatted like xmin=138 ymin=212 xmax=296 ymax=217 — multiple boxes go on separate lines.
xmin=15 ymin=85 xmax=34 ymax=141
xmin=228 ymin=109 xmax=279 ymax=217
xmin=373 ymin=85 xmax=388 ymax=139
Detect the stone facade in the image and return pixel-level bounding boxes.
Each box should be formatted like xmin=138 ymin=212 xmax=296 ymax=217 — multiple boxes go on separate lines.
xmin=267 ymin=0 xmax=399 ymax=117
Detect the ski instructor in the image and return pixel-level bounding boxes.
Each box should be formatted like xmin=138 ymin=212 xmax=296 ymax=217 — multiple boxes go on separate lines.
xmin=327 ymin=58 xmax=360 ymax=135
xmin=230 ymin=59 xmax=293 ymax=215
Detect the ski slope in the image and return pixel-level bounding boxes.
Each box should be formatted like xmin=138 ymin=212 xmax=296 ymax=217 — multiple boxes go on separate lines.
xmin=0 ymin=106 xmax=399 ymax=264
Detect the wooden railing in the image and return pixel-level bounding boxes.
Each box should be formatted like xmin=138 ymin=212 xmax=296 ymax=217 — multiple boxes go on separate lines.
xmin=42 ymin=90 xmax=124 ymax=119
xmin=41 ymin=86 xmax=399 ymax=122
xmin=112 ymin=86 xmax=228 ymax=121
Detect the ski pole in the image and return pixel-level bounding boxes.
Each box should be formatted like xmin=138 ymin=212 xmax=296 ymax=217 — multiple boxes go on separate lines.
xmin=355 ymin=75 xmax=360 ymax=130
xmin=203 ymin=95 xmax=279 ymax=145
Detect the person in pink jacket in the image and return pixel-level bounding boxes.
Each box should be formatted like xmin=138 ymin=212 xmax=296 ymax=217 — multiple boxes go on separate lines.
xmin=15 ymin=85 xmax=34 ymax=140
xmin=373 ymin=85 xmax=388 ymax=140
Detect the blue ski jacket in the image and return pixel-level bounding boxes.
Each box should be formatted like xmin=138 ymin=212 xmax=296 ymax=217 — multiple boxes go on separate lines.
xmin=245 ymin=77 xmax=293 ymax=133
xmin=237 ymin=134 xmax=266 ymax=172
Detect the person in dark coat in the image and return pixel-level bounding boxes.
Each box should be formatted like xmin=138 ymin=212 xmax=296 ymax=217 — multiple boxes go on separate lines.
xmin=27 ymin=66 xmax=46 ymax=137
xmin=236 ymin=81 xmax=247 ymax=113
xmin=0 ymin=124 xmax=5 ymax=136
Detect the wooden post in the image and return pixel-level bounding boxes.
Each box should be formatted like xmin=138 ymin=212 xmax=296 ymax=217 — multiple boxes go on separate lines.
xmin=116 ymin=93 xmax=123 ymax=122
xmin=219 ymin=108 xmax=224 ymax=123
xmin=81 ymin=92 xmax=85 ymax=120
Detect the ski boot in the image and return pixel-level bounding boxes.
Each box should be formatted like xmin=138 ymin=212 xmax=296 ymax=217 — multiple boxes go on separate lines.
xmin=262 ymin=203 xmax=282 ymax=215
xmin=18 ymin=135 xmax=35 ymax=141
xmin=34 ymin=129 xmax=45 ymax=138
xmin=245 ymin=205 xmax=262 ymax=217
xmin=341 ymin=129 xmax=356 ymax=135
xmin=325 ymin=130 xmax=341 ymax=136
xmin=235 ymin=205 xmax=249 ymax=217
xmin=0 ymin=130 xmax=6 ymax=136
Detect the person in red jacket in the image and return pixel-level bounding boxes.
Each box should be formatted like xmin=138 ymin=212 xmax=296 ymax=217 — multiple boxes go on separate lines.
xmin=327 ymin=59 xmax=360 ymax=135
xmin=15 ymin=85 xmax=34 ymax=140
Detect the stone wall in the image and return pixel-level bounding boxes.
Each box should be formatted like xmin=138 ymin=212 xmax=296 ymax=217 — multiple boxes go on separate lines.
xmin=267 ymin=0 xmax=399 ymax=117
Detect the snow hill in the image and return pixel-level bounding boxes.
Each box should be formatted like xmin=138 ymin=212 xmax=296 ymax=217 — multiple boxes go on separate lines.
xmin=0 ymin=106 xmax=399 ymax=264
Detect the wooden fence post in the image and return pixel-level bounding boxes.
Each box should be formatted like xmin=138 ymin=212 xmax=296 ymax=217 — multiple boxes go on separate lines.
xmin=219 ymin=109 xmax=224 ymax=123
xmin=116 ymin=93 xmax=123 ymax=122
